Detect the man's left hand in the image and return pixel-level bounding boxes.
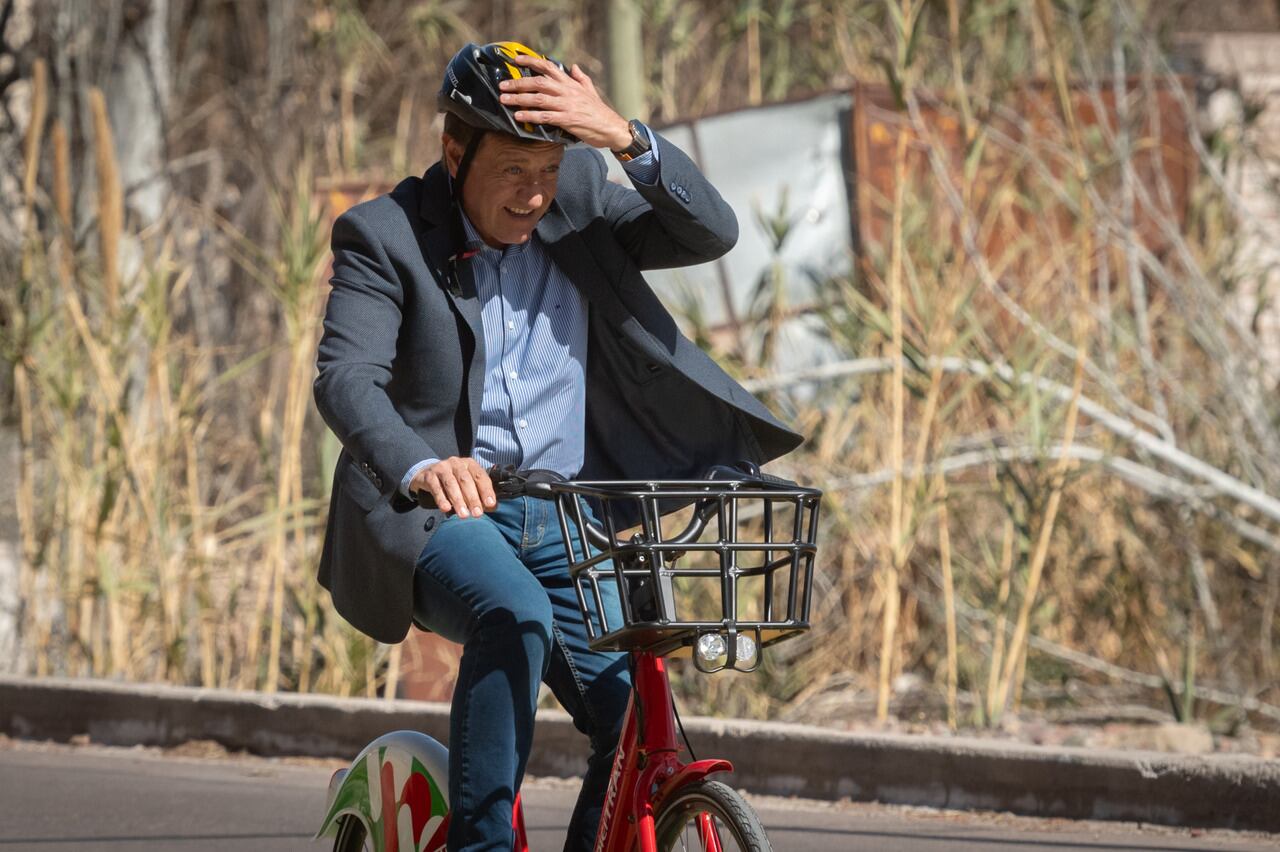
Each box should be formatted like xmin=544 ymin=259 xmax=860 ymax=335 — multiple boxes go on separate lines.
xmin=498 ymin=54 xmax=633 ymax=152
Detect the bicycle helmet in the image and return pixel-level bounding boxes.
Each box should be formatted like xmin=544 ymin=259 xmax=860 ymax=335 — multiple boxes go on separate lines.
xmin=436 ymin=42 xmax=575 ymax=282
xmin=438 ymin=41 xmax=579 ymax=145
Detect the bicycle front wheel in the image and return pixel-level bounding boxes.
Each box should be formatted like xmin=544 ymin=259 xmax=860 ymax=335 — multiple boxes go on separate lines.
xmin=331 ymin=814 xmax=369 ymax=852
xmin=653 ymin=779 xmax=772 ymax=852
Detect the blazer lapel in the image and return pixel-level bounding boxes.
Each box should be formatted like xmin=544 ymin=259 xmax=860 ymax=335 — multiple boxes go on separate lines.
xmin=538 ymin=198 xmax=680 ymax=373
xmin=417 ymin=165 xmax=484 ymax=349
xmin=417 ymin=164 xmax=485 ymax=440
xmin=537 ymin=201 xmax=629 ymax=328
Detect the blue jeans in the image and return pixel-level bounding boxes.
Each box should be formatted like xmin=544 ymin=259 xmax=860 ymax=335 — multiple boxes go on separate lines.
xmin=412 ymin=496 xmax=631 ymax=852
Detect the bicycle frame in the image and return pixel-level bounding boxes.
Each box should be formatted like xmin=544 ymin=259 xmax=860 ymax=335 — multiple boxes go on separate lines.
xmin=330 ymin=470 xmax=817 ymax=851
xmin=593 ymin=651 xmax=732 ymax=852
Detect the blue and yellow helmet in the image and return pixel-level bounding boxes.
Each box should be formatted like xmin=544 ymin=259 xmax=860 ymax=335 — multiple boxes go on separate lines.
xmin=438 ymin=41 xmax=578 ymax=144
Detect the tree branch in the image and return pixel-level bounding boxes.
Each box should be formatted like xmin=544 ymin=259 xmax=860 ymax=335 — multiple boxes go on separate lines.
xmin=746 ymin=355 xmax=1280 ymax=525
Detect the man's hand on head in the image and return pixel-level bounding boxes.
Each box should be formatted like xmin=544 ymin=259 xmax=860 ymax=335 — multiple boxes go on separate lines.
xmin=498 ymin=54 xmax=633 ymax=152
xmin=412 ymin=457 xmax=498 ymax=518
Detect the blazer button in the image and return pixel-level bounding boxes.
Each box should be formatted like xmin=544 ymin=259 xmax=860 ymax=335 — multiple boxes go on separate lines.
xmin=424 ymin=517 xmax=436 ymax=532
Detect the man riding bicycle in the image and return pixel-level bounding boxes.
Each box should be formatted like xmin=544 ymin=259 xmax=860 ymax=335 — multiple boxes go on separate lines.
xmin=313 ymin=40 xmax=801 ymax=851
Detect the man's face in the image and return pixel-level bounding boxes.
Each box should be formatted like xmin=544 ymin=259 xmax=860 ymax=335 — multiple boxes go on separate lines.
xmin=444 ymin=132 xmax=563 ymax=248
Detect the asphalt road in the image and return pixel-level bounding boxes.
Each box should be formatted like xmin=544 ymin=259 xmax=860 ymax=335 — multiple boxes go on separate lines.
xmin=1 ymin=741 xmax=1275 ymax=851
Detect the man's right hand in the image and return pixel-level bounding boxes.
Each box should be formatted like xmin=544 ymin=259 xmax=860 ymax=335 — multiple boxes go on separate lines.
xmin=411 ymin=457 xmax=497 ymax=518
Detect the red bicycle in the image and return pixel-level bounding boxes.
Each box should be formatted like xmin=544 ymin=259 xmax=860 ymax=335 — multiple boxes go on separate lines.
xmin=317 ymin=463 xmax=822 ymax=851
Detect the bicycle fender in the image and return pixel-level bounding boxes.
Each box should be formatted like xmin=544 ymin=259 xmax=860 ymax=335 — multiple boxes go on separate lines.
xmin=652 ymin=758 xmax=734 ymax=810
xmin=315 ymin=730 xmax=451 ymax=852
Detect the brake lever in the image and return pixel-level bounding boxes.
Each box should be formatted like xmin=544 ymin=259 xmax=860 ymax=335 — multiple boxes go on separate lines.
xmin=703 ymin=461 xmax=799 ymax=489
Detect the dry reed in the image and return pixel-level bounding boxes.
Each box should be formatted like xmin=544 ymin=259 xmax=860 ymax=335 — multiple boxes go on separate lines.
xmin=88 ymin=88 xmax=121 ymax=317
xmin=3 ymin=1 xmax=1276 ymax=740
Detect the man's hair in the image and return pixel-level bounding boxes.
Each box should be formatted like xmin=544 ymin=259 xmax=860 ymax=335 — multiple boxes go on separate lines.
xmin=443 ymin=111 xmax=483 ymax=149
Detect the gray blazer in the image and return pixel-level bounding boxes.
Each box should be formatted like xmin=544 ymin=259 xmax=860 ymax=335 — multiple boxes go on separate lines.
xmin=314 ymin=132 xmax=803 ymax=644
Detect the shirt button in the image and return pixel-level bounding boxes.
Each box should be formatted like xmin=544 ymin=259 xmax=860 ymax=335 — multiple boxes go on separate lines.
xmin=509 ymin=370 xmax=518 ymax=380
xmin=519 ymin=419 xmax=528 ymax=429
xmin=507 ymin=320 xmax=515 ymax=330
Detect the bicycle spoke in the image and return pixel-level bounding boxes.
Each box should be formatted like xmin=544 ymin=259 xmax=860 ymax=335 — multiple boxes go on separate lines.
xmin=654 ymin=781 xmax=770 ymax=852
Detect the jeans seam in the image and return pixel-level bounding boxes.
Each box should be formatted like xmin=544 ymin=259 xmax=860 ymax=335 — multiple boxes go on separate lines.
xmin=551 ymin=621 xmax=600 ymax=737
xmin=453 ymin=634 xmax=478 ymax=825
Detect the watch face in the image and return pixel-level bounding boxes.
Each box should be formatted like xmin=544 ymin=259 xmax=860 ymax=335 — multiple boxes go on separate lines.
xmin=627 ymin=121 xmax=651 ymax=155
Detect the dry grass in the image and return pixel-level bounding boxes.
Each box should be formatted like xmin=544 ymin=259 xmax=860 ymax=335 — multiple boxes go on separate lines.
xmin=677 ymin=1 xmax=1280 ymax=732
xmin=7 ymin=117 xmax=380 ymax=696
xmin=2 ymin=1 xmax=1276 ymax=738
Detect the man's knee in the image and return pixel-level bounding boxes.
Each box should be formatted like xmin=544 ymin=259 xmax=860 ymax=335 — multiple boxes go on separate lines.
xmin=474 ymin=590 xmax=555 ymax=673
xmin=571 ymin=654 xmax=631 ymax=748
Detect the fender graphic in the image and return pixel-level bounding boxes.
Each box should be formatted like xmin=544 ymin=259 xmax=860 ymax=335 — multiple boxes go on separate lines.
xmin=315 ymin=730 xmax=451 ymax=852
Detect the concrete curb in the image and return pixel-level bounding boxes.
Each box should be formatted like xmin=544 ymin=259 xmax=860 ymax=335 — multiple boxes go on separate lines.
xmin=2 ymin=675 xmax=1277 ymax=832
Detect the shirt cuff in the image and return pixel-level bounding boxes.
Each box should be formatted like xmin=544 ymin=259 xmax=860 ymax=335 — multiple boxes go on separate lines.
xmin=618 ymin=124 xmax=660 ymax=186
xmin=400 ymin=458 xmax=439 ymax=499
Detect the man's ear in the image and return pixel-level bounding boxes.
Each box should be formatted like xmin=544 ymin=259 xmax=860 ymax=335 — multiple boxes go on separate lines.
xmin=442 ymin=133 xmax=462 ymax=178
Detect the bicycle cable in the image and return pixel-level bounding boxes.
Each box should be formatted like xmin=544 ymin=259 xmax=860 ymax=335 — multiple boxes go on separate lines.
xmin=629 ymin=652 xmax=696 ymax=761
xmin=670 ymin=682 xmax=696 ymax=763
xmin=627 ymin=654 xmax=646 ymax=748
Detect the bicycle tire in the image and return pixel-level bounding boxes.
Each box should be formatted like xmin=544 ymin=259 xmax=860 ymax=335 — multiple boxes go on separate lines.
xmin=653 ymin=779 xmax=772 ymax=852
xmin=332 ymin=814 xmax=369 ymax=852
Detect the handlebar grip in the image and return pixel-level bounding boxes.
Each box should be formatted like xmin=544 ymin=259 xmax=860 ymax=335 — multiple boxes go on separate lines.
xmin=754 ymin=470 xmax=798 ymax=488
xmin=409 ymin=466 xmax=562 ymax=511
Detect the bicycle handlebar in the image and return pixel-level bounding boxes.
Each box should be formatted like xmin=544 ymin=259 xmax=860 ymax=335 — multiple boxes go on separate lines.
xmin=409 ymin=466 xmax=563 ymax=512
xmin=409 ymin=462 xmax=800 ymax=552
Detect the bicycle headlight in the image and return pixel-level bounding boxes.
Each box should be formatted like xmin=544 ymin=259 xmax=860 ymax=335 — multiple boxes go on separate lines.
xmin=695 ymin=633 xmax=727 ymax=663
xmin=734 ymin=633 xmax=757 ymax=664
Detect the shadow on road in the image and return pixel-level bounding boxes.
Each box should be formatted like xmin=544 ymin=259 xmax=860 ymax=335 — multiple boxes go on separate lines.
xmin=0 ymin=833 xmax=312 ymax=845
xmin=772 ymin=823 xmax=1236 ymax=852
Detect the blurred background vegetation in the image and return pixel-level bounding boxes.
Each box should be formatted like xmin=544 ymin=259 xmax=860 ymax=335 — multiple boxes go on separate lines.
xmin=1 ymin=0 xmax=1278 ymax=748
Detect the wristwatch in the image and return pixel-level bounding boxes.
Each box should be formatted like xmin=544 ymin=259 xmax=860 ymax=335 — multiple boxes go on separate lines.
xmin=613 ymin=119 xmax=652 ymax=162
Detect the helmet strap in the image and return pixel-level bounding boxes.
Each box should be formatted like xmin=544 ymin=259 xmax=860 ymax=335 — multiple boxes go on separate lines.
xmin=451 ymin=130 xmax=485 ymax=204
xmin=444 ymin=130 xmax=486 ymax=296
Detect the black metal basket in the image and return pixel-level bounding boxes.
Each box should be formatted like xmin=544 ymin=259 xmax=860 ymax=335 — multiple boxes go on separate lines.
xmin=551 ymin=478 xmax=821 ymax=669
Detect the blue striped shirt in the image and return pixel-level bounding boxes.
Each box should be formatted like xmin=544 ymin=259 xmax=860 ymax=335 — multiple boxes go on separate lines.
xmin=401 ymin=134 xmax=660 ymax=496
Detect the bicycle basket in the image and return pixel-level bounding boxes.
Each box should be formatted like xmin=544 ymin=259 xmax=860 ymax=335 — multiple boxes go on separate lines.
xmin=551 ymin=477 xmax=821 ymax=670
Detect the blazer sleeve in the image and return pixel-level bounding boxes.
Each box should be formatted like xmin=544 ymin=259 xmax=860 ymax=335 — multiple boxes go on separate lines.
xmin=313 ymin=206 xmax=439 ymax=497
xmin=594 ymin=130 xmax=739 ymax=271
